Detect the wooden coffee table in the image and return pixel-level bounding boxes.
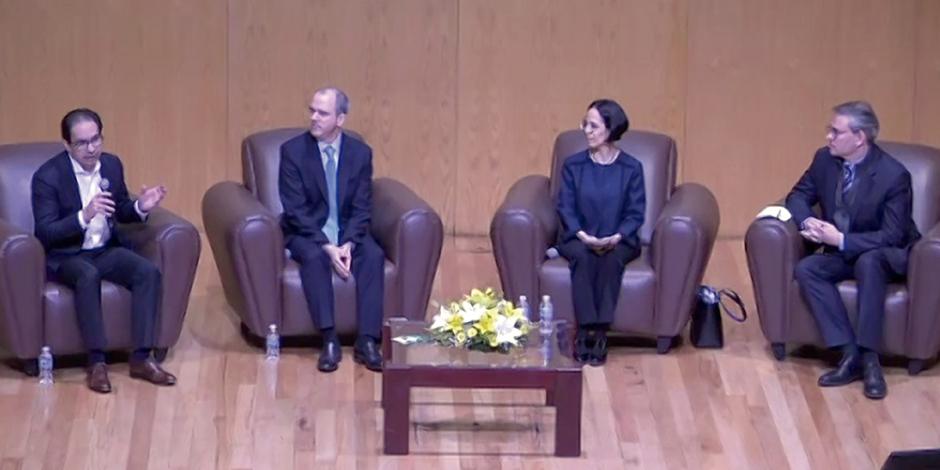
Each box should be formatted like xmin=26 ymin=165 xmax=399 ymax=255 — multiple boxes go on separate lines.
xmin=381 ymin=317 xmax=583 ymax=456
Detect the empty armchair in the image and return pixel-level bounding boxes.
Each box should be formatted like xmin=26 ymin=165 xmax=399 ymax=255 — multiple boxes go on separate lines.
xmin=746 ymin=141 xmax=940 ymax=373
xmin=490 ymin=130 xmax=720 ymax=352
xmin=0 ymin=142 xmax=200 ymax=369
xmin=202 ymin=128 xmax=443 ymax=340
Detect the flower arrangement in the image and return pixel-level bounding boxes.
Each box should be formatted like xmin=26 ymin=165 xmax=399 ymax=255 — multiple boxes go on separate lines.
xmin=428 ymin=288 xmax=531 ymax=352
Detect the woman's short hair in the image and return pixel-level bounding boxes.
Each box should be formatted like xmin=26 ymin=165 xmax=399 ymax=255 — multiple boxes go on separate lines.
xmin=588 ymin=99 xmax=629 ymax=142
xmin=60 ymin=108 xmax=103 ymax=143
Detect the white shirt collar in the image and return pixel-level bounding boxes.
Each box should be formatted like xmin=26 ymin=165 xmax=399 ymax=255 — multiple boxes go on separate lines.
xmin=317 ymin=133 xmax=343 ymax=159
xmin=68 ymin=153 xmax=101 ymax=176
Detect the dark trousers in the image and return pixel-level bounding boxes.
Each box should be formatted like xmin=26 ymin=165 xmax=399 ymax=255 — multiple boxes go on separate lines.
xmin=51 ymin=246 xmax=162 ymax=352
xmin=558 ymin=240 xmax=640 ymax=327
xmin=288 ymin=236 xmax=385 ymax=339
xmin=794 ymin=247 xmax=909 ymax=350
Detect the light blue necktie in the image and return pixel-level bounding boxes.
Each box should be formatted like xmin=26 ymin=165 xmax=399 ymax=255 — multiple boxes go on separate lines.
xmin=323 ymin=145 xmax=339 ymax=245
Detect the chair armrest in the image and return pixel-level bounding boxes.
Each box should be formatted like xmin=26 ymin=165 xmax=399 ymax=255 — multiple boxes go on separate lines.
xmin=650 ymin=183 xmax=720 ymax=335
xmin=120 ymin=206 xmax=201 ymax=348
xmin=744 ymin=214 xmax=806 ymax=342
xmin=489 ymin=175 xmax=556 ymax=302
xmin=371 ymin=178 xmax=444 ymax=319
xmin=0 ymin=219 xmax=44 ymax=359
xmin=202 ymin=181 xmax=283 ymax=335
xmin=905 ymin=221 xmax=940 ymax=359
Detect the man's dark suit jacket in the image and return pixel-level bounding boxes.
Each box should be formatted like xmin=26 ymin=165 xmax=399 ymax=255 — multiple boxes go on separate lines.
xmin=278 ymin=131 xmax=373 ymax=247
xmin=31 ymin=151 xmax=143 ymax=265
xmin=786 ymin=144 xmax=920 ymax=261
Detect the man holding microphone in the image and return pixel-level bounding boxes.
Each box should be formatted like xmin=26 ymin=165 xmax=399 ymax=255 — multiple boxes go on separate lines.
xmin=31 ymin=108 xmax=176 ymax=393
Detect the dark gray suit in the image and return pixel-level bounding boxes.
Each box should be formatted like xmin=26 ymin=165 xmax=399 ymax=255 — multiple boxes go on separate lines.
xmin=787 ymin=144 xmax=920 ymax=350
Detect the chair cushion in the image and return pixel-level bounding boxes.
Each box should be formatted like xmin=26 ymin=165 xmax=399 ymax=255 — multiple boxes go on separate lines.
xmin=280 ymin=258 xmax=399 ymax=336
xmin=539 ymin=248 xmax=656 ymax=334
xmin=43 ymin=281 xmax=135 ymax=355
xmin=785 ymin=280 xmax=909 ymax=354
xmin=880 ymin=141 xmax=940 ymax=234
xmin=0 ymin=142 xmax=63 ymax=232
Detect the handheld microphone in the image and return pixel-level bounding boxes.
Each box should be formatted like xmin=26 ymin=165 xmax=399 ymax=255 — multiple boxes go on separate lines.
xmin=98 ymin=177 xmax=114 ymax=227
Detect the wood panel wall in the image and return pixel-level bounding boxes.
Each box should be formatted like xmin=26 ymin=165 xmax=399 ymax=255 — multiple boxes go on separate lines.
xmin=0 ymin=1 xmax=227 ymax=224
xmin=1 ymin=0 xmax=937 ymax=238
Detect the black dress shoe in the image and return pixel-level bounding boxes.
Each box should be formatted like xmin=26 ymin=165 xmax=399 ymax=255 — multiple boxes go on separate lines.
xmin=863 ymin=361 xmax=887 ymax=400
xmin=354 ymin=337 xmax=383 ymax=372
xmin=818 ymin=354 xmax=862 ymax=387
xmin=318 ymin=338 xmax=342 ymax=373
xmin=573 ymin=330 xmax=590 ymax=363
xmin=588 ymin=336 xmax=608 ymax=367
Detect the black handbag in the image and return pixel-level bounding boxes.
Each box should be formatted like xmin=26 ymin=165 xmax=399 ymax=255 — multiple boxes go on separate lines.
xmin=690 ymin=286 xmax=747 ymax=348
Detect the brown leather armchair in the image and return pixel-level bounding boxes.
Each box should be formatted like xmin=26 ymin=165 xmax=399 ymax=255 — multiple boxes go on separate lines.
xmin=490 ymin=130 xmax=720 ymax=352
xmin=0 ymin=142 xmax=201 ymax=370
xmin=202 ymin=128 xmax=443 ymax=340
xmin=746 ymin=141 xmax=940 ymax=374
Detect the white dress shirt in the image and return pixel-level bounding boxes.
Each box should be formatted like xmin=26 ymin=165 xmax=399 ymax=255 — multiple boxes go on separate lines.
xmin=69 ymin=155 xmax=148 ymax=250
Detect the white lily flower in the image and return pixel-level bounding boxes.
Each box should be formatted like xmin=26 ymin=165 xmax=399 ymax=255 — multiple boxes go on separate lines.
xmin=493 ymin=314 xmax=522 ymax=345
xmin=430 ymin=305 xmax=453 ymax=330
xmin=461 ymin=302 xmax=486 ymax=323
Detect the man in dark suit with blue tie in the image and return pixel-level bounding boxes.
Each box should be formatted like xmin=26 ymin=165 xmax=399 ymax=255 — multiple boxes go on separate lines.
xmin=278 ymin=87 xmax=384 ymax=373
xmin=786 ymin=101 xmax=920 ymax=400
xmin=31 ymin=108 xmax=177 ymax=393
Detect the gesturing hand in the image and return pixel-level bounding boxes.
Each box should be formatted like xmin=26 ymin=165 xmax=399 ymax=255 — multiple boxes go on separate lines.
xmin=577 ymin=231 xmax=601 ymax=246
xmin=814 ymin=221 xmax=844 ymax=247
xmin=323 ymin=243 xmax=352 ymax=280
xmin=799 ymin=219 xmax=844 ymax=247
xmin=339 ymin=242 xmax=354 ymax=273
xmin=801 ymin=216 xmax=826 ymax=231
xmin=598 ymin=233 xmax=622 ymax=248
xmin=578 ymin=231 xmax=618 ymax=254
xmin=138 ymin=185 xmax=168 ymax=212
xmin=82 ymin=191 xmax=115 ymax=224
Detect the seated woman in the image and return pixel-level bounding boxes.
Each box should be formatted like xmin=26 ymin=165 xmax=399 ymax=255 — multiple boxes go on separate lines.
xmin=556 ymin=99 xmax=645 ymax=365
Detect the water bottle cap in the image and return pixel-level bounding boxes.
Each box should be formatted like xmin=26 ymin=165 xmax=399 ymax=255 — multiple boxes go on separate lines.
xmin=542 ymin=295 xmax=550 ymax=302
xmin=519 ymin=295 xmax=527 ymax=301
xmin=269 ymin=324 xmax=277 ymax=332
xmin=41 ymin=346 xmax=50 ymax=352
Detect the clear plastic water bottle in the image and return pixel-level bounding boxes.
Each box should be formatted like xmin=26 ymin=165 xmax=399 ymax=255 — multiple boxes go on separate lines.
xmin=265 ymin=324 xmax=280 ymax=361
xmin=518 ymin=295 xmax=530 ymax=322
xmin=539 ymin=295 xmax=554 ymax=336
xmin=38 ymin=346 xmax=53 ymax=385
xmin=541 ymin=333 xmax=553 ymax=365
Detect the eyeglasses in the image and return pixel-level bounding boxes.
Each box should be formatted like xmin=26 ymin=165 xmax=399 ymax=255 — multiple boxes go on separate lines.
xmin=71 ymin=134 xmax=103 ymax=150
xmin=826 ymin=126 xmax=855 ymax=139
xmin=580 ymin=120 xmax=604 ymax=133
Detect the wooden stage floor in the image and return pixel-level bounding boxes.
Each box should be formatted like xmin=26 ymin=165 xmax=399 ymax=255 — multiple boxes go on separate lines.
xmin=1 ymin=237 xmax=938 ymax=469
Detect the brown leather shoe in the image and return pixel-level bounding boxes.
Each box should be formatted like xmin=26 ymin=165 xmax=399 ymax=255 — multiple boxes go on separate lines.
xmin=86 ymin=363 xmax=112 ymax=394
xmin=129 ymin=358 xmax=177 ymax=386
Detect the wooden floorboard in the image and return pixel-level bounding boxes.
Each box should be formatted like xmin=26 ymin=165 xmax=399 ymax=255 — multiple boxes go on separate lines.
xmin=0 ymin=237 xmax=938 ymax=469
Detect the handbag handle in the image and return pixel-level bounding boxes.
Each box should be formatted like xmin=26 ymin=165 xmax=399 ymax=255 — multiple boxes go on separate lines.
xmin=717 ymin=289 xmax=747 ymax=322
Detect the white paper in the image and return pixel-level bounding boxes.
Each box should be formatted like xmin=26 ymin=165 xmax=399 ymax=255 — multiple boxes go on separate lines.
xmin=755 ymin=205 xmax=792 ymax=222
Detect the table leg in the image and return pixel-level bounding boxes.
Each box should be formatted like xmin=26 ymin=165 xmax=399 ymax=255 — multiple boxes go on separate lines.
xmin=381 ymin=373 xmax=390 ymax=410
xmin=383 ymin=372 xmax=410 ymax=455
xmin=553 ymin=372 xmax=582 ymax=457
